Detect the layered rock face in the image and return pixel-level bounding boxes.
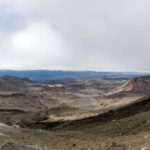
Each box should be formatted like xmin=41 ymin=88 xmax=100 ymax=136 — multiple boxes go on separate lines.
xmin=104 ymin=76 xmax=150 ymax=98
xmin=109 ymin=76 xmax=150 ymax=95
xmin=120 ymin=76 xmax=150 ymax=93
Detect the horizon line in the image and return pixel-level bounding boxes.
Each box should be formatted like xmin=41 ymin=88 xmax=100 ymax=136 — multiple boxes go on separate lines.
xmin=0 ymin=69 xmax=149 ymax=73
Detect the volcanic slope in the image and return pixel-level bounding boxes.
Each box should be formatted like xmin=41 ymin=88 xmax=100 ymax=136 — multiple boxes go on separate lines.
xmin=53 ymin=94 xmax=150 ymax=136
xmin=27 ymin=76 xmax=150 ymax=132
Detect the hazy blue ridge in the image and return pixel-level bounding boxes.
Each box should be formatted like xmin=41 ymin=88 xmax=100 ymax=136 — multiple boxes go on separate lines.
xmin=0 ymin=70 xmax=149 ymax=81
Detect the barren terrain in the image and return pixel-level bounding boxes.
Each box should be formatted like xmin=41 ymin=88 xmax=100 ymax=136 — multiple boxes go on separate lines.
xmin=0 ymin=75 xmax=149 ymax=149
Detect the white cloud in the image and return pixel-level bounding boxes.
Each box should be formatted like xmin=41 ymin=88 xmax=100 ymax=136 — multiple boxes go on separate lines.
xmin=0 ymin=22 xmax=69 ymax=69
xmin=11 ymin=22 xmax=65 ymax=56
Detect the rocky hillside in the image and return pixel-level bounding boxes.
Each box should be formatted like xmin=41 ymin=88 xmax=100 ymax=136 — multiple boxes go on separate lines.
xmin=0 ymin=75 xmax=32 ymax=91
xmin=120 ymin=76 xmax=150 ymax=93
xmin=105 ymin=76 xmax=150 ymax=97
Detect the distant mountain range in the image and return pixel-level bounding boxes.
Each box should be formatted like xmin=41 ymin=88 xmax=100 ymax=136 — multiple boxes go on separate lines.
xmin=0 ymin=70 xmax=149 ymax=81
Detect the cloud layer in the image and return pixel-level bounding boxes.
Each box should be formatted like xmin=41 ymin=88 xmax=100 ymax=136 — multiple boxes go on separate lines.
xmin=0 ymin=0 xmax=150 ymax=71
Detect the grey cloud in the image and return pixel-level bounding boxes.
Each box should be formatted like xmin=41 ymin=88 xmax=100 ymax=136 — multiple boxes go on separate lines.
xmin=0 ymin=0 xmax=150 ymax=71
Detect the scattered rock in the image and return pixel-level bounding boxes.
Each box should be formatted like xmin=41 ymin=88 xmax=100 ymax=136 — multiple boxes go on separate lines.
xmin=12 ymin=124 xmax=20 ymax=128
xmin=72 ymin=143 xmax=76 ymax=147
xmin=0 ymin=133 xmax=7 ymax=137
xmin=0 ymin=140 xmax=43 ymax=150
xmin=111 ymin=142 xmax=117 ymax=147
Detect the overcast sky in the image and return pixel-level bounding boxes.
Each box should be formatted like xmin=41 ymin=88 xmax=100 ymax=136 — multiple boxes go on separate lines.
xmin=0 ymin=0 xmax=150 ymax=71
